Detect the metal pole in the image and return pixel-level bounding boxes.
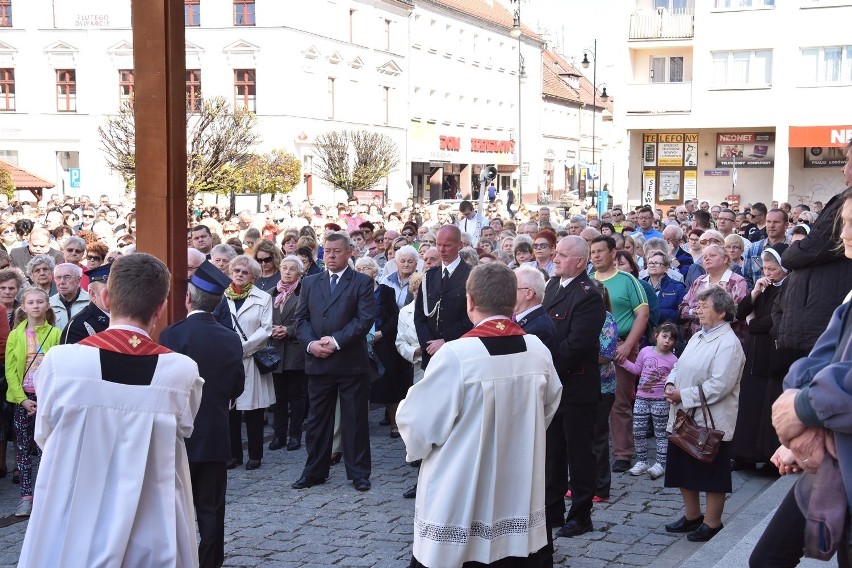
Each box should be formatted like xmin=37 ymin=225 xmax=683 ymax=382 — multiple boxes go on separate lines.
xmin=517 ymin=2 xmax=523 ymax=205
xmin=591 ymin=39 xmax=596 ymax=208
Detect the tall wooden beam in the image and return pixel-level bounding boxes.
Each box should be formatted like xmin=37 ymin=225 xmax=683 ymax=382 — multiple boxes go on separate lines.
xmin=131 ymin=0 xmax=187 ymax=330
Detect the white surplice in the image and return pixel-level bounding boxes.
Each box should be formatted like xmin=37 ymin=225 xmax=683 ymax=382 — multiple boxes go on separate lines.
xmin=397 ymin=333 xmax=562 ymax=567
xmin=19 ymin=345 xmax=204 ymax=568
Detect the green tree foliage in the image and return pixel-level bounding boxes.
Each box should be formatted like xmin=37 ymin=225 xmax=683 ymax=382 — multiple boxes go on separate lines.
xmin=238 ymin=149 xmax=302 ymax=196
xmin=313 ymin=130 xmax=399 ymax=196
xmin=0 ymin=166 xmax=14 ymax=200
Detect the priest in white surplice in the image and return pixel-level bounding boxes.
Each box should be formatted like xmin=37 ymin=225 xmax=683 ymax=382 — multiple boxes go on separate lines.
xmin=19 ymin=254 xmax=204 ymax=568
xmin=397 ymin=263 xmax=562 ymax=568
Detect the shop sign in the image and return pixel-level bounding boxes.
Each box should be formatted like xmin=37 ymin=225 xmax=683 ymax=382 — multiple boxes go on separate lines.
xmin=470 ymin=138 xmax=515 ymax=153
xmin=54 ymin=0 xmax=129 ymax=27
xmin=804 ymin=146 xmax=847 ymax=168
xmin=642 ymin=170 xmax=655 ymax=207
xmin=789 ymin=126 xmax=852 ymax=148
xmin=643 ymin=133 xmax=698 ymax=167
xmin=716 ymin=132 xmax=774 ymax=168
xmin=704 ymin=169 xmax=729 ymax=176
xmin=684 ymin=170 xmax=697 ymax=200
xmin=439 ymin=136 xmax=460 ymax=151
xmin=726 ymin=194 xmax=740 ymax=206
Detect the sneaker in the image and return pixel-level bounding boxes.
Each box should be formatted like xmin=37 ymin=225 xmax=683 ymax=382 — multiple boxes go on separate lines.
xmin=628 ymin=461 xmax=649 ymax=476
xmin=648 ymin=463 xmax=665 ymax=479
xmin=15 ymin=499 xmax=32 ymax=517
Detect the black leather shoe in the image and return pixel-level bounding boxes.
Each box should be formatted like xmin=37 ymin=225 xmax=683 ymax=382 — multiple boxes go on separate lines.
xmin=353 ymin=478 xmax=371 ymax=491
xmin=245 ymin=459 xmax=261 ymax=470
xmin=555 ymin=519 xmax=593 ymax=538
xmin=687 ymin=523 xmax=723 ymax=542
xmin=268 ymin=438 xmax=285 ymax=451
xmin=291 ymin=476 xmax=326 ymax=489
xmin=403 ymin=485 xmax=417 ymax=499
xmin=665 ymin=514 xmax=705 ymax=533
xmin=612 ymin=460 xmax=631 ymax=473
xmin=226 ymin=459 xmax=242 ymax=470
xmin=287 ymin=436 xmax=301 ymax=451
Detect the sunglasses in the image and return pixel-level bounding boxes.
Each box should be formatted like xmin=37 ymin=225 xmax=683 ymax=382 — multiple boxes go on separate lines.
xmin=533 ymin=243 xmax=551 ymax=249
xmin=65 ymin=248 xmax=84 ymax=254
xmin=117 ymin=242 xmax=130 ymax=248
xmin=83 ymin=214 xmax=95 ymax=219
xmin=87 ymin=255 xmax=103 ymax=261
xmin=273 ymin=218 xmax=286 ymax=223
xmin=224 ymin=228 xmax=239 ymax=234
xmin=402 ymin=232 xmax=414 ymax=237
xmin=232 ymin=268 xmax=250 ymax=275
xmin=256 ymin=256 xmax=273 ymax=263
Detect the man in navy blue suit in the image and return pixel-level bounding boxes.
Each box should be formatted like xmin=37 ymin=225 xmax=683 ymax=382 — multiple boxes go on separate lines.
xmin=513 ymin=265 xmax=557 ymax=354
xmin=159 ymin=261 xmax=245 ymax=568
xmin=292 ymin=232 xmax=375 ymax=492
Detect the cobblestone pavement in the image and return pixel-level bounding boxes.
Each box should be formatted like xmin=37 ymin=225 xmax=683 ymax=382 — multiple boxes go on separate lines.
xmin=0 ymin=409 xmax=775 ymax=567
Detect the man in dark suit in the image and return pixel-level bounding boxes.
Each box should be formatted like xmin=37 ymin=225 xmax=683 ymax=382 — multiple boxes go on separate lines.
xmin=10 ymin=227 xmax=65 ymax=271
xmin=292 ymin=232 xmax=375 ymax=492
xmin=61 ymin=264 xmax=111 ymax=344
xmin=543 ymin=235 xmax=606 ymax=540
xmin=414 ymin=225 xmax=473 ymax=369
xmin=513 ymin=265 xmax=556 ymax=353
xmin=159 ymin=261 xmax=245 ymax=568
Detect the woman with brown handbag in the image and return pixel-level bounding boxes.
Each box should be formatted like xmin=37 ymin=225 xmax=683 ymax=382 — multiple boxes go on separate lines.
xmin=662 ymin=286 xmax=745 ymax=542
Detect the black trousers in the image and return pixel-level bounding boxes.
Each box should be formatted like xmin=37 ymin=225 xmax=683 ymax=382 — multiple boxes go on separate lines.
xmin=272 ymin=370 xmax=307 ymax=439
xmin=189 ymin=461 xmax=227 ymax=568
xmin=592 ymin=393 xmax=615 ymax=497
xmin=545 ymin=402 xmax=597 ymax=528
xmin=228 ymin=408 xmax=265 ymax=462
xmin=751 ymin=484 xmax=852 ymax=567
xmin=302 ymin=373 xmax=371 ymax=481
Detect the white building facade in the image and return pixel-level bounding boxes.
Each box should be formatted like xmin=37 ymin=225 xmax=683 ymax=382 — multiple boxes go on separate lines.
xmin=617 ymin=0 xmax=852 ymax=210
xmin=0 ymin=0 xmax=413 ymax=205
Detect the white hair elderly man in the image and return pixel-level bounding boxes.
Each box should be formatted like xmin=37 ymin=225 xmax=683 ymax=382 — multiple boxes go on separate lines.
xmin=50 ymin=263 xmax=90 ymax=332
xmin=662 ymin=224 xmax=693 ymax=278
xmin=513 ymin=265 xmax=556 ymax=353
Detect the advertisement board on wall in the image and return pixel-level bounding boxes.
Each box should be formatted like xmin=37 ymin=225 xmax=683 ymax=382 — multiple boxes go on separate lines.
xmin=684 ymin=170 xmax=697 ymax=200
xmin=804 ymin=146 xmax=847 ymax=168
xmin=659 ymin=171 xmax=681 ymax=202
xmin=716 ymin=132 xmax=775 ymax=168
xmin=642 ymin=170 xmax=656 ymax=207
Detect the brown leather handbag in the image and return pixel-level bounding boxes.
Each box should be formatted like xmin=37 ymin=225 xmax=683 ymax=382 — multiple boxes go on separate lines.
xmin=668 ymin=385 xmax=725 ymax=464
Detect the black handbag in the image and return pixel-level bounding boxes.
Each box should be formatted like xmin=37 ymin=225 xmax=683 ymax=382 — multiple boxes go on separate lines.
xmin=231 ymin=314 xmax=281 ymax=375
xmin=668 ymin=385 xmax=725 ymax=464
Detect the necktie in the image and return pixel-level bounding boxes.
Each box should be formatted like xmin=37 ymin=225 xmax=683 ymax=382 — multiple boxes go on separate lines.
xmin=330 ymin=273 xmax=338 ymax=293
xmin=443 ymin=268 xmax=450 ymax=283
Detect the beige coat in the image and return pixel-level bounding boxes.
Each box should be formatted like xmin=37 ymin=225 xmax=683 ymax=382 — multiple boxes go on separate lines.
xmin=666 ymin=322 xmax=745 ymax=441
xmin=228 ymin=287 xmax=275 ymax=411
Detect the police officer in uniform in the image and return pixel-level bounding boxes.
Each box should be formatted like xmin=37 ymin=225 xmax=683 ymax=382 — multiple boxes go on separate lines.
xmin=61 ymin=264 xmax=111 ymax=344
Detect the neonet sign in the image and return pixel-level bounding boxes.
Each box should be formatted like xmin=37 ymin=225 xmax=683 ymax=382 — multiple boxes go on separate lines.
xmin=439 ymin=135 xmax=515 ymax=154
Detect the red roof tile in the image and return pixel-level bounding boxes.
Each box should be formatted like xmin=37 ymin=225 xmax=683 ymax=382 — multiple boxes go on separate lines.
xmin=0 ymin=159 xmax=55 ymax=190
xmin=542 ymin=50 xmax=613 ymax=111
xmin=430 ymin=0 xmax=539 ymax=38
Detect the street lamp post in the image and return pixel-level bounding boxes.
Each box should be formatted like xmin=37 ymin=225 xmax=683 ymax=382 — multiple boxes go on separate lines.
xmin=511 ymin=1 xmax=524 ymax=205
xmin=581 ymin=40 xmax=609 ymax=208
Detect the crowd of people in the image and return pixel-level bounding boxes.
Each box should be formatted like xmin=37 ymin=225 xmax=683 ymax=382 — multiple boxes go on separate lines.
xmin=1 ymin=138 xmax=851 ymax=567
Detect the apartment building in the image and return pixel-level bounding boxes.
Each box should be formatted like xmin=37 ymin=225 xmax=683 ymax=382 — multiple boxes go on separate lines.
xmin=618 ymin=0 xmax=852 ymax=209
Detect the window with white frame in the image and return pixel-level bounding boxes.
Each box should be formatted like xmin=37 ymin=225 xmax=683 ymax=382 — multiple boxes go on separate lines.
xmin=714 ymin=0 xmax=774 ymax=7
xmin=0 ymin=68 xmax=13 ymax=111
xmin=711 ymin=50 xmax=772 ymax=87
xmin=801 ymin=46 xmax=852 ymax=84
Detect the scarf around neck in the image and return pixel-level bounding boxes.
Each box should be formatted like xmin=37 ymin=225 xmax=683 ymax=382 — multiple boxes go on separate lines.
xmin=274 ymin=279 xmax=299 ymax=308
xmin=225 ymin=282 xmax=253 ymax=301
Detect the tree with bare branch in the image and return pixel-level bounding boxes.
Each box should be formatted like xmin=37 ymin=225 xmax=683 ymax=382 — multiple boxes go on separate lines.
xmin=313 ymin=130 xmax=399 ymax=197
xmin=98 ymin=96 xmax=261 ymax=200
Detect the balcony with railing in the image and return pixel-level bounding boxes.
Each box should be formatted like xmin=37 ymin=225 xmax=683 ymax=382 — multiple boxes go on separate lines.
xmin=623 ymin=82 xmax=692 ymax=114
xmin=629 ymin=9 xmax=694 ymax=40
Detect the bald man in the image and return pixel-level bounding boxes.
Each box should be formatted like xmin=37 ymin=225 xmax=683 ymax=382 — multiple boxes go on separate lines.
xmin=188 ymin=248 xmax=205 ymax=280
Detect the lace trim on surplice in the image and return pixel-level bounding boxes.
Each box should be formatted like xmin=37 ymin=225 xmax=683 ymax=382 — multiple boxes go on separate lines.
xmin=414 ymin=507 xmax=546 ymax=544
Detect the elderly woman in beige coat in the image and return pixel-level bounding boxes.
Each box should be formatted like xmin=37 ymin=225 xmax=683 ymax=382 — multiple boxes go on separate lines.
xmin=662 ymin=286 xmax=745 ymax=543
xmin=225 ymin=254 xmax=274 ymax=471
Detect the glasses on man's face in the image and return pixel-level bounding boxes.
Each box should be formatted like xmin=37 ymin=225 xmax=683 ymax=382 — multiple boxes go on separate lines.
xmin=647 ymin=261 xmax=665 ymax=267
xmin=256 ymin=256 xmax=273 ymax=263
xmin=55 ymin=275 xmax=77 ymax=282
xmin=87 ymin=255 xmax=102 ymax=262
xmin=83 ymin=214 xmax=95 ymax=219
xmin=533 ymin=242 xmax=551 ymax=250
xmin=718 ymin=217 xmax=736 ymax=222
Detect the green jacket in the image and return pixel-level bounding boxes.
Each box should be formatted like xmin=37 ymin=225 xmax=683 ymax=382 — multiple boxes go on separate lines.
xmin=5 ymin=321 xmax=61 ymax=404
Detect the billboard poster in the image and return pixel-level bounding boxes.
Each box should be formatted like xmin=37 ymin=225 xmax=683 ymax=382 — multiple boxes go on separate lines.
xmin=716 ymin=132 xmax=774 ymax=168
xmin=804 ymin=146 xmax=847 ymax=168
xmin=642 ymin=170 xmax=656 ymax=207
xmin=659 ymin=171 xmax=681 ymax=202
xmin=658 ymin=142 xmax=684 ymax=167
xmin=643 ymin=134 xmax=657 ymax=167
xmin=684 ymin=170 xmax=697 ymax=200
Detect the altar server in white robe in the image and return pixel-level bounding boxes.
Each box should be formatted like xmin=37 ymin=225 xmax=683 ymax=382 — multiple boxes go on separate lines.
xmin=397 ymin=262 xmax=562 ymax=568
xmin=19 ymin=253 xmax=204 ymax=568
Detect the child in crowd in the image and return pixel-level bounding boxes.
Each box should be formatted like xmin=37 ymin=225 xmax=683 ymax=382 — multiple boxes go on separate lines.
xmin=6 ymin=288 xmax=60 ymax=517
xmin=617 ymin=322 xmax=679 ymax=479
